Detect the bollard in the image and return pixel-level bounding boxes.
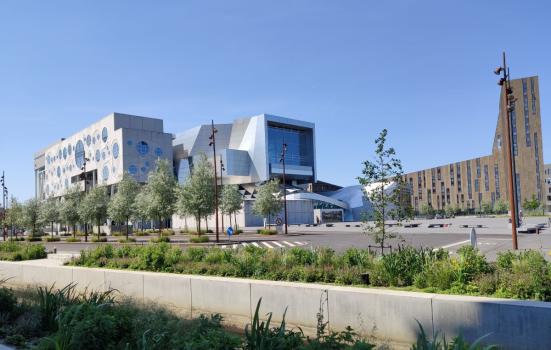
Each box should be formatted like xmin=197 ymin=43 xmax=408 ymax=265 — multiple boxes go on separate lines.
xmin=470 ymin=228 xmax=477 ymax=248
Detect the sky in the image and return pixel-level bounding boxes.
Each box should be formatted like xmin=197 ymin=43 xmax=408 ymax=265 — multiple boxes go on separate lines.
xmin=0 ymin=0 xmax=550 ymax=201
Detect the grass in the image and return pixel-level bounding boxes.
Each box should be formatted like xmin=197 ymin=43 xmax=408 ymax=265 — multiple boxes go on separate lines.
xmin=189 ymin=235 xmax=209 ymax=243
xmin=118 ymin=237 xmax=137 ymax=243
xmin=43 ymin=236 xmax=61 ymax=242
xmin=65 ymin=237 xmax=81 ymax=242
xmin=257 ymin=228 xmax=277 ymax=235
xmin=70 ymin=244 xmax=551 ymax=301
xmin=91 ymin=237 xmax=108 ymax=243
xmin=0 ymin=241 xmax=47 ymax=261
xmin=151 ymin=236 xmax=170 ymax=243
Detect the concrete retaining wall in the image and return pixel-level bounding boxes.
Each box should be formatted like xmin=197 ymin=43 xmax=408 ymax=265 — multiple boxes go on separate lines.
xmin=1 ymin=260 xmax=550 ymax=349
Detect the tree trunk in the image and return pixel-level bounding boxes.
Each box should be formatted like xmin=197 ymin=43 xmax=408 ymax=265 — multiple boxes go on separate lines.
xmin=196 ymin=215 xmax=201 ymax=236
xmin=51 ymin=222 xmax=54 ymax=238
xmin=126 ymin=218 xmax=129 ymax=240
xmin=73 ymin=224 xmax=76 ymax=239
xmin=234 ymin=212 xmax=237 ymax=230
xmin=159 ymin=216 xmax=162 ymax=237
xmin=205 ymin=217 xmax=208 ymax=232
xmin=97 ymin=219 xmax=101 ymax=240
xmin=229 ymin=213 xmax=232 ymax=228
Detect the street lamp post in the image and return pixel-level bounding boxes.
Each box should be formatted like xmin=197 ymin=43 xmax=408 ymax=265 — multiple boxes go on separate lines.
xmin=494 ymin=51 xmax=519 ymax=250
xmin=279 ymin=142 xmax=288 ymax=235
xmin=1 ymin=172 xmax=7 ymax=241
xmin=209 ymin=120 xmax=220 ymax=243
xmin=219 ymin=159 xmax=225 ymax=234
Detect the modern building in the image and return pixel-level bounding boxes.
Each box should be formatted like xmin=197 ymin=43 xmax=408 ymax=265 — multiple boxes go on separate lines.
xmin=34 ymin=113 xmax=174 ymax=200
xmin=544 ymin=164 xmax=551 ymax=212
xmin=404 ymin=76 xmax=544 ymax=213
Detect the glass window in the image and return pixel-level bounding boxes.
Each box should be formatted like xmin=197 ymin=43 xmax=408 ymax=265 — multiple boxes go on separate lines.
xmin=102 ymin=127 xmax=108 ymax=142
xmin=63 ymin=147 xmax=67 ymax=159
xmin=86 ymin=135 xmax=92 ymax=146
xmin=95 ymin=150 xmax=101 ymax=162
xmin=57 ymin=166 xmax=61 ymax=178
xmin=155 ymin=147 xmax=163 ymax=157
xmin=102 ymin=166 xmax=109 ymax=181
xmin=113 ymin=143 xmax=119 ymax=159
xmin=68 ymin=144 xmax=72 ymax=155
xmin=137 ymin=141 xmax=149 ymax=156
xmin=128 ymin=165 xmax=138 ymax=175
xmin=267 ymin=124 xmax=313 ymax=166
xmin=75 ymin=140 xmax=85 ymax=168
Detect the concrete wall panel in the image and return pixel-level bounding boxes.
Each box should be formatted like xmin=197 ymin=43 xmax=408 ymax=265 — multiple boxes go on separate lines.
xmin=143 ymin=272 xmax=191 ymax=316
xmin=104 ymin=269 xmax=143 ymax=300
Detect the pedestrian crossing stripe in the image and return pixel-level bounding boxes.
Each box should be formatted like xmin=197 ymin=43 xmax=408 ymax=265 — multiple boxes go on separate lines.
xmin=221 ymin=241 xmax=308 ymax=249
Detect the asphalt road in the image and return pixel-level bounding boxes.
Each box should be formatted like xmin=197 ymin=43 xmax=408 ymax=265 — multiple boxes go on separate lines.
xmin=38 ymin=216 xmax=551 ymax=261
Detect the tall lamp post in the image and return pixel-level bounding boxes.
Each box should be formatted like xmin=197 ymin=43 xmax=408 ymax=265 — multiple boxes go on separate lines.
xmin=494 ymin=52 xmax=519 ymax=250
xmin=209 ymin=120 xmax=220 ymax=243
xmin=219 ymin=159 xmax=225 ymax=233
xmin=279 ymin=142 xmax=288 ymax=235
xmin=1 ymin=172 xmax=7 ymax=241
xmin=80 ymin=153 xmax=90 ymax=242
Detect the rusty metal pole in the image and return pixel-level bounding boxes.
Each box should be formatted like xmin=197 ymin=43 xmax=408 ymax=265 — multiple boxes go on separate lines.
xmin=501 ymin=52 xmax=519 ymax=250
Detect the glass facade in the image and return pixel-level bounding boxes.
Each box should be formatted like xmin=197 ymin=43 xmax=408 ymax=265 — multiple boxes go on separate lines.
xmin=522 ymin=79 xmax=531 ymax=147
xmin=75 ymin=140 xmax=85 ymax=169
xmin=494 ymin=165 xmax=500 ymax=199
xmin=267 ymin=124 xmax=313 ymax=167
xmin=467 ymin=161 xmax=472 ymax=200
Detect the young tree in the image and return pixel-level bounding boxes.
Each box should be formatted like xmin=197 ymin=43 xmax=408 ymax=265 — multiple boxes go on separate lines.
xmin=132 ymin=188 xmax=150 ymax=233
xmin=176 ymin=154 xmax=215 ymax=234
xmin=5 ymin=197 xmax=24 ymax=239
xmin=23 ymin=198 xmax=42 ymax=237
xmin=142 ymin=158 xmax=177 ymax=236
xmin=252 ymin=179 xmax=283 ymax=228
xmin=493 ymin=198 xmax=509 ymax=214
xmin=39 ymin=197 xmax=60 ymax=238
xmin=420 ymin=203 xmax=435 ymax=218
xmin=59 ymin=187 xmax=83 ymax=238
xmin=108 ymin=173 xmax=140 ymax=240
xmin=358 ymin=129 xmax=405 ymax=255
xmin=79 ymin=186 xmax=109 ymax=240
xmin=523 ymin=194 xmax=541 ymax=212
xmin=480 ymin=201 xmax=493 ymax=215
xmin=220 ymin=185 xmax=244 ymax=230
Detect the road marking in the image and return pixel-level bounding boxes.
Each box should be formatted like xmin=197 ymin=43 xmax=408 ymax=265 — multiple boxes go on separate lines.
xmin=272 ymin=241 xmax=285 ymax=248
xmin=242 ymin=242 xmax=249 ymax=247
xmin=295 ymin=241 xmax=307 ymax=246
xmin=252 ymin=242 xmax=261 ymax=248
xmin=262 ymin=242 xmax=273 ymax=248
xmin=435 ymin=239 xmax=470 ymax=251
xmin=282 ymin=241 xmax=296 ymax=247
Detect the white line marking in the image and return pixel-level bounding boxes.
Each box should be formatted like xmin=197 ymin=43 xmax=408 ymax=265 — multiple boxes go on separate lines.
xmin=252 ymin=242 xmax=261 ymax=248
xmin=435 ymin=240 xmax=470 ymax=251
xmin=283 ymin=241 xmax=296 ymax=247
xmin=294 ymin=241 xmax=306 ymax=246
xmin=262 ymin=242 xmax=274 ymax=248
xmin=272 ymin=241 xmax=285 ymax=248
xmin=242 ymin=242 xmax=249 ymax=247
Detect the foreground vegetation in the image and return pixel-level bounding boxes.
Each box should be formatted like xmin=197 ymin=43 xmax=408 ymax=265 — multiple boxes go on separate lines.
xmin=0 ymin=282 xmax=498 ymax=349
xmin=71 ymin=244 xmax=551 ymax=301
xmin=0 ymin=242 xmax=46 ymax=261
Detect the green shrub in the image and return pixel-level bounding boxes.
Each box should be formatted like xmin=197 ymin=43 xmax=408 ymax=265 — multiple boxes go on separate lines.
xmin=65 ymin=237 xmax=81 ymax=242
xmin=118 ymin=237 xmax=136 ymax=243
xmin=161 ymin=229 xmax=175 ymax=236
xmin=43 ymin=236 xmax=61 ymax=242
xmin=5 ymin=334 xmax=25 ymax=347
xmin=134 ymin=231 xmax=150 ymax=236
xmin=456 ymin=246 xmax=491 ymax=284
xmin=257 ymin=229 xmax=277 ymax=235
xmin=91 ymin=237 xmax=107 ymax=243
xmin=190 ymin=235 xmax=209 ymax=243
xmin=151 ymin=236 xmax=170 ymax=243
xmin=0 ymin=242 xmax=47 ymax=261
xmin=414 ymin=260 xmax=456 ymax=290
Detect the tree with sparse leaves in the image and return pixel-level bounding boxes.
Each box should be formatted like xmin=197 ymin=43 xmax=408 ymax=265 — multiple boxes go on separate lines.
xmin=39 ymin=197 xmax=59 ymax=238
xmin=59 ymin=187 xmax=83 ymax=238
xmin=220 ymin=185 xmax=243 ymax=230
xmin=176 ymin=154 xmax=215 ymax=234
xmin=132 ymin=188 xmax=150 ymax=233
xmin=493 ymin=198 xmax=509 ymax=214
xmin=5 ymin=197 xmax=24 ymax=239
xmin=108 ymin=173 xmax=140 ymax=240
xmin=23 ymin=198 xmax=42 ymax=237
xmin=141 ymin=159 xmax=177 ymax=236
xmin=358 ymin=129 xmax=405 ymax=255
xmin=523 ymin=194 xmax=541 ymax=212
xmin=252 ymin=179 xmax=283 ymax=228
xmin=79 ymin=186 xmax=109 ymax=240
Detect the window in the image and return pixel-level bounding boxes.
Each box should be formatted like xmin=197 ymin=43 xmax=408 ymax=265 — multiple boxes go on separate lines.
xmin=531 ymin=78 xmax=536 ymax=114
xmin=523 ymin=79 xmax=531 ymax=147
xmin=450 ymin=164 xmax=454 ymax=186
xmin=511 ymin=110 xmax=518 ymax=156
xmin=437 ymin=167 xmax=441 ymax=181
xmin=86 ymin=135 xmax=92 ymax=146
xmin=456 ymin=163 xmax=462 ymax=192
xmin=535 ymin=132 xmax=542 ymax=200
xmin=484 ymin=165 xmax=490 ymax=192
xmin=515 ymin=173 xmax=521 ymax=204
xmin=95 ymin=150 xmax=101 ymax=162
xmin=494 ymin=165 xmax=500 ymax=199
xmin=476 ymin=158 xmax=481 ymax=178
xmin=155 ymin=147 xmax=163 ymax=157
xmin=268 ymin=124 xmax=313 ymax=166
xmin=128 ymin=165 xmax=138 ymax=175
xmin=63 ymin=147 xmax=67 ymax=160
xmin=474 ymin=179 xmax=480 ymax=193
xmin=75 ymin=140 xmax=85 ymax=168
xmin=136 ymin=141 xmax=149 ymax=156
xmin=113 ymin=143 xmax=119 ymax=159
xmin=466 ymin=160 xmax=472 ymax=200
xmin=102 ymin=127 xmax=108 ymax=142
xmin=431 ymin=168 xmax=436 ymax=194
xmin=102 ymin=166 xmax=109 ymax=181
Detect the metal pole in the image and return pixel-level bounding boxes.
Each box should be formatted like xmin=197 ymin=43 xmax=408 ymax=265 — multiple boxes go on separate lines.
xmin=501 ymin=52 xmax=519 ymax=250
xmin=210 ymin=120 xmax=220 ymax=243
xmin=280 ymin=142 xmax=288 ymax=235
xmin=220 ymin=158 xmax=225 ymax=234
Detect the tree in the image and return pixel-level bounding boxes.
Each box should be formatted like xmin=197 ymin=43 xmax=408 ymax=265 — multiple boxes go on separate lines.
xmin=523 ymin=194 xmax=541 ymax=212
xmin=444 ymin=205 xmax=456 ymax=218
xmin=79 ymin=186 xmax=109 ymax=240
xmin=59 ymin=187 xmax=83 ymax=238
xmin=39 ymin=197 xmax=60 ymax=238
xmin=142 ymin=159 xmax=178 ymax=236
xmin=358 ymin=129 xmax=405 ymax=255
xmin=493 ymin=198 xmax=509 ymax=214
xmin=23 ymin=198 xmax=42 ymax=237
xmin=132 ymin=188 xmax=150 ymax=233
xmin=176 ymin=154 xmax=215 ymax=234
xmin=420 ymin=203 xmax=435 ymax=218
xmin=480 ymin=201 xmax=493 ymax=215
xmin=220 ymin=185 xmax=244 ymax=230
xmin=108 ymin=173 xmax=139 ymax=240
xmin=5 ymin=197 xmax=24 ymax=239
xmin=252 ymin=179 xmax=283 ymax=228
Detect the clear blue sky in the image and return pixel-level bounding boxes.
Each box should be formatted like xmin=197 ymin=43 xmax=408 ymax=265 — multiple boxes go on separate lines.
xmin=1 ymin=1 xmax=550 ymax=201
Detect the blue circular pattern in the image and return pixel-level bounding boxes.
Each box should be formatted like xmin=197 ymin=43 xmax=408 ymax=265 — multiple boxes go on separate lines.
xmin=86 ymin=135 xmax=91 ymax=146
xmin=141 ymin=166 xmax=147 ymax=173
xmin=75 ymin=141 xmax=85 ymax=168
xmin=102 ymin=166 xmax=109 ymax=181
xmin=112 ymin=143 xmax=119 ymax=159
xmin=155 ymin=147 xmax=163 ymax=157
xmin=58 ymin=150 xmax=62 ymax=159
xmin=128 ymin=165 xmax=138 ymax=175
xmin=57 ymin=166 xmax=61 ymax=178
xmin=102 ymin=127 xmax=108 ymax=142
xmin=102 ymin=151 xmax=106 ymax=160
xmin=95 ymin=150 xmax=101 ymax=162
xmin=136 ymin=141 xmax=149 ymax=156
xmin=68 ymin=144 xmax=72 ymax=155
xmin=63 ymin=147 xmax=67 ymax=159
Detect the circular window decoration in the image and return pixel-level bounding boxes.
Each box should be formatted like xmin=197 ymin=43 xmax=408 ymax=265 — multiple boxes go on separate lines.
xmin=57 ymin=166 xmax=61 ymax=178
xmin=92 ymin=137 xmax=96 ymax=145
xmin=102 ymin=127 xmax=108 ymax=142
xmin=128 ymin=165 xmax=137 ymax=175
xmin=102 ymin=151 xmax=106 ymax=160
xmin=68 ymin=144 xmax=72 ymax=155
xmin=46 ymin=155 xmax=50 ymax=165
xmin=155 ymin=147 xmax=163 ymax=157
xmin=136 ymin=141 xmax=149 ymax=156
xmin=75 ymin=140 xmax=85 ymax=168
xmin=58 ymin=149 xmax=62 ymax=159
xmin=86 ymin=135 xmax=91 ymax=146
xmin=140 ymin=166 xmax=147 ymax=173
xmin=112 ymin=143 xmax=119 ymax=159
xmin=95 ymin=150 xmax=101 ymax=162
xmin=63 ymin=147 xmax=67 ymax=159
xmin=112 ymin=165 xmax=117 ymax=175
xmin=64 ymin=179 xmax=69 ymax=189
xmin=102 ymin=166 xmax=110 ymax=181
